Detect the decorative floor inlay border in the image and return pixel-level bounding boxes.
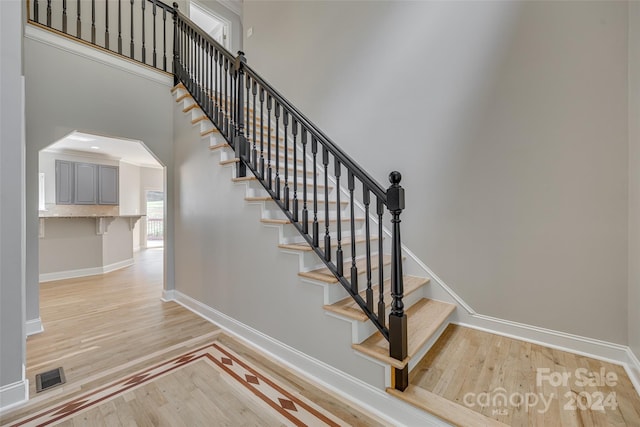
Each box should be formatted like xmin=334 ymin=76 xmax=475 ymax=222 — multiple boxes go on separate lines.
xmin=8 ymin=341 xmax=343 ymax=426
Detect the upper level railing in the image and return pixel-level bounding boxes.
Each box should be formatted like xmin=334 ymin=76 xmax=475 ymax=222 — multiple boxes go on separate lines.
xmin=28 ymin=0 xmax=410 ymax=391
xmin=28 ymin=0 xmax=174 ymax=73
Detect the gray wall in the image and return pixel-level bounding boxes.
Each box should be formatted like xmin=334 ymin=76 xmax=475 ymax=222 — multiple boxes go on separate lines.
xmin=103 ymin=218 xmax=135 ymax=266
xmin=39 ymin=219 xmax=103 ymax=273
xmin=0 ymin=0 xmax=26 ymax=397
xmin=24 ymin=35 xmax=175 ymax=324
xmin=172 ymin=103 xmax=386 ymax=388
xmin=629 ymin=1 xmax=640 ymax=360
xmin=243 ymin=1 xmax=630 ymax=344
xmin=119 ymin=161 xmax=142 ymax=215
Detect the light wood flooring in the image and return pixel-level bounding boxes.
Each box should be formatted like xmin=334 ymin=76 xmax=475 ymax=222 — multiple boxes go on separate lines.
xmin=410 ymin=324 xmax=640 ymax=426
xmin=1 ymin=248 xmax=385 ymax=426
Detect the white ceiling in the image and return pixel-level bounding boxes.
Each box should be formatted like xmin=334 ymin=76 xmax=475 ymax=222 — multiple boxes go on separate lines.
xmin=43 ymin=131 xmax=163 ymax=168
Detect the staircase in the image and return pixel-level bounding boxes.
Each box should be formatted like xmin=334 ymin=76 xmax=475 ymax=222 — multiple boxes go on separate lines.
xmin=27 ymin=0 xmax=511 ymax=424
xmin=172 ymin=82 xmax=513 ymax=426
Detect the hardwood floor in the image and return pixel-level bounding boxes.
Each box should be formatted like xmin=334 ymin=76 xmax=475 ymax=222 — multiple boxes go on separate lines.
xmin=25 ymin=248 xmax=219 ymax=399
xmin=1 ymin=248 xmax=386 ymax=426
xmin=410 ymin=324 xmax=640 ymax=426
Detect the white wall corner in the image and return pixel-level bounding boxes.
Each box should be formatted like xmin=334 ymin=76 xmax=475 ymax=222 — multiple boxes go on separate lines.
xmin=170 ymin=290 xmax=449 ymax=427
xmin=161 ymin=289 xmax=176 ymax=302
xmin=25 ymin=317 xmax=44 ymax=336
xmin=0 ymin=378 xmax=29 ymax=415
xmin=625 ymin=347 xmax=640 ymax=397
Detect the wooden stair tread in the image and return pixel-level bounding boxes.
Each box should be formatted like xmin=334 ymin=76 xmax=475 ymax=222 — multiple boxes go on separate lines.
xmin=210 ymin=142 xmax=231 ymax=151
xmin=246 ymin=196 xmax=348 ymax=206
xmin=191 ymin=115 xmax=209 ymax=124
xmin=323 ymin=276 xmax=429 ymax=322
xmin=201 ymin=128 xmax=220 ymax=137
xmin=176 ymin=92 xmax=191 ymax=103
xmin=387 ymin=385 xmax=508 ymax=427
xmin=261 ymin=217 xmax=365 ymax=226
xmin=279 ymin=236 xmax=376 ymax=252
xmin=299 ymin=254 xmax=391 ymax=283
xmin=232 ymin=176 xmax=330 ymax=190
xmin=352 ymin=298 xmax=455 ymax=369
xmin=183 ymin=103 xmax=199 ymax=113
xmin=171 ymin=82 xmax=186 ymax=93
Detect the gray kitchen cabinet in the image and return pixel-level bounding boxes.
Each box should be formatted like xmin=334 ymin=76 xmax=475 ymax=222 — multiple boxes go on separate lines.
xmin=74 ymin=162 xmax=98 ymax=204
xmin=98 ymin=165 xmax=119 ymax=205
xmin=55 ymin=160 xmax=74 ymax=204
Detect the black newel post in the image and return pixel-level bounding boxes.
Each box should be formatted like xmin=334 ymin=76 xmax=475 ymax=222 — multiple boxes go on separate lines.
xmin=387 ymin=171 xmax=408 ymax=391
xmin=172 ymin=3 xmax=179 ymax=86
xmin=234 ymin=51 xmax=247 ymax=178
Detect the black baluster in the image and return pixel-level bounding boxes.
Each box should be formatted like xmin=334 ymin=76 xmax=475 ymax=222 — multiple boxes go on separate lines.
xmin=197 ymin=35 xmax=201 ymax=102
xmin=105 ymin=0 xmax=109 ymax=49
xmin=118 ymin=0 xmax=122 ymax=54
xmin=230 ymin=61 xmax=235 ymax=137
xmin=214 ymin=50 xmax=219 ymax=126
xmin=162 ymin=8 xmax=167 ymax=71
xmin=46 ymin=0 xmax=51 ymax=27
xmin=292 ymin=119 xmax=299 ymax=222
xmin=252 ymin=81 xmax=258 ymax=169
xmin=349 ymin=171 xmax=357 ymax=292
xmin=323 ymin=147 xmax=330 ymax=261
xmin=76 ymin=0 xmax=81 ymax=38
xmin=364 ymin=186 xmax=373 ymax=312
xmin=312 ymin=137 xmax=319 ymax=247
xmin=62 ymin=0 xmax=67 ymax=33
xmin=130 ymin=0 xmax=134 ymax=59
xmin=388 ymin=171 xmax=407 ymax=391
xmin=259 ymin=88 xmax=265 ymax=179
xmin=152 ymin=2 xmax=157 ymax=67
xmin=217 ymin=52 xmax=223 ymax=127
xmin=266 ymin=95 xmax=273 ymax=189
xmin=283 ymin=110 xmax=290 ymax=209
xmin=172 ymin=3 xmax=178 ymax=86
xmin=246 ymin=75 xmax=253 ymax=167
xmin=224 ymin=57 xmax=229 ymax=138
xmin=377 ymin=197 xmax=385 ymax=328
xmin=141 ymin=0 xmax=146 ymax=62
xmin=274 ymin=103 xmax=281 ymax=199
xmin=208 ymin=44 xmax=213 ymax=115
xmin=235 ymin=51 xmax=247 ymax=178
xmin=91 ymin=0 xmax=96 ymax=43
xmin=301 ymin=128 xmax=308 ymax=234
xmin=335 ymin=161 xmax=343 ymax=276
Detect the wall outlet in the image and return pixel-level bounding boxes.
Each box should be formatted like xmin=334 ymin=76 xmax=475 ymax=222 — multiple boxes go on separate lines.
xmin=247 ymin=27 xmax=253 ymax=38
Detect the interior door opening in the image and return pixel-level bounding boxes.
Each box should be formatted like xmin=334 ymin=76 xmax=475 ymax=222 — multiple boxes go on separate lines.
xmin=145 ymin=190 xmax=164 ymax=248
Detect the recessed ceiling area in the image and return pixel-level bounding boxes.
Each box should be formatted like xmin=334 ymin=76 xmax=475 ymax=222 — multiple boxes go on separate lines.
xmin=43 ymin=131 xmax=162 ymax=168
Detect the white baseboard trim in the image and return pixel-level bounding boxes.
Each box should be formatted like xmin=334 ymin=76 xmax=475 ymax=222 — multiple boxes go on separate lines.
xmin=102 ymin=258 xmax=135 ymax=274
xmin=0 ymin=378 xmax=29 ymax=415
xmin=39 ymin=258 xmax=134 ymax=282
xmin=25 ymin=317 xmax=43 ymax=336
xmin=166 ymin=290 xmax=448 ymax=427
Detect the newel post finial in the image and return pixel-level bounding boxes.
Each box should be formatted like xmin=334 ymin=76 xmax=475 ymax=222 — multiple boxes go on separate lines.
xmin=387 ymin=170 xmax=408 ymax=391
